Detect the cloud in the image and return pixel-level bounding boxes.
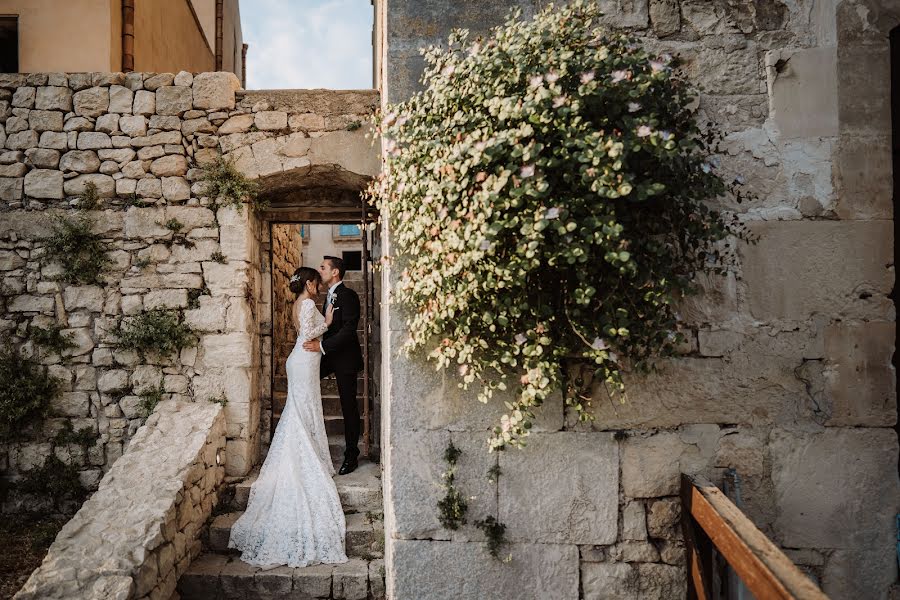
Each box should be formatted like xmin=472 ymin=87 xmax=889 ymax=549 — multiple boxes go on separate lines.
xmin=241 ymin=0 xmax=374 ymax=90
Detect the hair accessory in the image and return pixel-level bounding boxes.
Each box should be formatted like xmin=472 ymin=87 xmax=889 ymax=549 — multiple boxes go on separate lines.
xmin=289 ymin=273 xmax=301 ymax=283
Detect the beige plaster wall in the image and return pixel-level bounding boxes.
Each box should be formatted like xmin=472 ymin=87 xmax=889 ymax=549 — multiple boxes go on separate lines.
xmin=133 ymin=0 xmax=215 ymax=74
xmin=0 ymin=0 xmax=119 ymax=72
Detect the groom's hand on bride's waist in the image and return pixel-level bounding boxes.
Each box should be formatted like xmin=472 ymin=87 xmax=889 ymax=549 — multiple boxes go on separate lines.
xmin=302 ymin=340 xmax=321 ymax=353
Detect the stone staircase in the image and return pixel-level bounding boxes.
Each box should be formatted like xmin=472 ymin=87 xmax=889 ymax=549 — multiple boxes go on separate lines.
xmin=175 ymin=460 xmax=385 ymax=600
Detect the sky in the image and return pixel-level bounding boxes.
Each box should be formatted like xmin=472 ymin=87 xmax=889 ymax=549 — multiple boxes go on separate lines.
xmin=240 ymin=0 xmax=374 ymax=90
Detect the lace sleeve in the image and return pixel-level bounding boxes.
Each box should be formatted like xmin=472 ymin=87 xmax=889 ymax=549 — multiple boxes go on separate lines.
xmin=300 ymin=298 xmax=328 ymax=341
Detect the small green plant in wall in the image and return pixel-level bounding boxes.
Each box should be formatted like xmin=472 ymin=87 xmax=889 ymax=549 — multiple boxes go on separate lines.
xmin=42 ymin=212 xmax=112 ymax=285
xmin=114 ymin=308 xmax=197 ymax=358
xmin=0 ymin=347 xmax=59 ymax=442
xmin=367 ymin=0 xmax=755 ymax=451
xmin=198 ymin=155 xmax=268 ymax=212
xmin=436 ymin=442 xmax=468 ymax=530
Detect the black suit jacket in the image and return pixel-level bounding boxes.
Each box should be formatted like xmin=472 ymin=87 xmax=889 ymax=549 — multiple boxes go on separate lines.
xmin=322 ymin=282 xmax=364 ymax=373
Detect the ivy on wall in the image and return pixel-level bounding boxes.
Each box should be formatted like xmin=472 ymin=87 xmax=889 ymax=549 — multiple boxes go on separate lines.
xmin=368 ymin=1 xmax=753 ymax=450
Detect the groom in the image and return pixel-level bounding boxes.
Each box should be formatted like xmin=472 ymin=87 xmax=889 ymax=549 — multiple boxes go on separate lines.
xmin=303 ymin=256 xmax=364 ymax=475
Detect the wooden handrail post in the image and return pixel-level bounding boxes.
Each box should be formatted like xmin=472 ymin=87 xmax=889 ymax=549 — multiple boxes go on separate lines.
xmin=681 ymin=474 xmax=830 ymax=600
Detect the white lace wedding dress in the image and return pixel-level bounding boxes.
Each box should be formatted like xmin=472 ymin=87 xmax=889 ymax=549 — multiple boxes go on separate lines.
xmin=228 ymin=297 xmax=348 ymax=568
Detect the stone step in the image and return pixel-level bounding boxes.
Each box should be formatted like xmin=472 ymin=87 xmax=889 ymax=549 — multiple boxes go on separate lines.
xmin=233 ymin=462 xmax=382 ymax=513
xmin=208 ymin=511 xmax=383 ymax=560
xmin=177 ymin=552 xmax=384 ymax=600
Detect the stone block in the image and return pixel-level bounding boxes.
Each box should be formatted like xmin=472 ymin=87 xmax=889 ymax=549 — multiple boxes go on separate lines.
xmin=144 ymin=73 xmax=175 ymax=91
xmin=136 ymin=177 xmax=162 ymax=198
xmin=649 ymin=0 xmax=680 ymax=36
xmin=622 ymin=433 xmax=700 ymax=498
xmin=740 ymin=221 xmax=892 ymax=321
xmin=156 ymin=86 xmax=193 ymax=116
xmin=334 ymin=559 xmax=369 ymax=600
xmin=98 ymin=369 xmax=130 ymax=394
xmin=133 ymin=90 xmax=155 ymax=115
xmin=622 ymin=501 xmax=647 ymax=540
xmin=29 ymin=110 xmax=63 ymax=132
xmin=445 ymin=430 xmax=498 ymax=542
xmin=50 ymin=391 xmax=90 ymax=417
xmin=7 ymin=129 xmax=39 ymax=150
xmin=151 ymin=155 xmax=188 ymax=177
xmin=766 ymin=47 xmax=838 ymax=139
xmin=145 ymin=288 xmax=188 ymax=309
xmin=64 ymin=174 xmax=115 ymax=198
xmin=77 ymin=132 xmax=113 ymax=150
xmin=0 ymin=177 xmax=22 ymax=201
xmin=499 ymin=432 xmax=618 ymax=544
xmin=38 ymin=131 xmax=67 ymax=149
xmin=24 ymin=169 xmax=63 ymax=199
xmin=837 ymin=44 xmax=891 ymax=136
xmin=646 ymin=498 xmax=681 ymax=539
xmin=60 ymin=150 xmax=101 ymax=173
xmin=64 ymin=116 xmax=93 ymax=132
xmin=218 ymin=114 xmax=254 ymax=134
xmin=73 ymin=87 xmax=109 ymax=117
xmin=63 ymin=285 xmax=104 ymax=311
xmin=834 ymin=134 xmax=892 ymax=220
xmin=582 ymin=562 xmax=638 ymax=599
xmin=95 ymin=113 xmax=119 ymax=134
xmin=636 ymin=563 xmax=686 ymax=600
xmin=388 ymin=428 xmax=450 ymax=539
xmin=35 ymin=86 xmax=73 ymax=111
xmin=192 ymin=72 xmax=241 ymax=110
xmin=202 ymin=332 xmax=254 ymax=368
xmin=823 ymin=321 xmax=896 ymax=427
xmin=255 ymin=111 xmax=288 ymax=130
xmin=24 ymin=148 xmax=60 ymax=169
xmin=124 ymin=207 xmax=170 ymax=238
xmin=771 ymin=427 xmax=898 ymax=599
xmin=12 ymin=86 xmax=34 ymax=108
xmin=109 ymin=85 xmax=133 ymax=114
xmin=162 ymin=176 xmax=190 ymax=201
xmin=390 ymin=540 xmax=578 ymax=599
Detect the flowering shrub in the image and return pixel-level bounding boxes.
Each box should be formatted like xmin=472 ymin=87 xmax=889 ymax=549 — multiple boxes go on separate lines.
xmin=368 ymin=1 xmax=750 ymax=450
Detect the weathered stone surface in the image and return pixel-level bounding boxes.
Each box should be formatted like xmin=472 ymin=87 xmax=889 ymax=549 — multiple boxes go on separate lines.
xmin=35 ymin=86 xmax=73 ymax=111
xmin=60 ymin=150 xmax=101 ymax=173
xmin=581 ymin=562 xmax=638 ymax=599
xmin=94 ymin=113 xmax=119 ymax=134
xmin=144 ymin=288 xmax=188 ymax=309
xmin=8 ymin=294 xmax=54 ymax=312
xmin=255 ymin=111 xmax=288 ymax=130
xmin=24 ymin=148 xmax=60 ymax=169
xmin=766 ymin=47 xmax=838 ymax=139
xmin=649 ymin=0 xmax=680 ymax=36
xmin=823 ymin=321 xmax=896 ymax=427
xmin=63 ymin=285 xmax=104 ymax=312
xmin=133 ymin=89 xmax=155 ymax=115
xmin=499 ymin=433 xmax=618 ymax=544
xmin=12 ymin=86 xmax=35 ymax=108
xmin=201 ymin=333 xmax=254 ymax=368
xmin=77 ymin=131 xmax=113 ymax=150
xmin=218 ymin=114 xmax=254 ymax=134
xmin=73 ymin=87 xmax=109 ymax=118
xmin=192 ymin=72 xmax=241 ymax=110
xmin=150 ymin=154 xmax=188 ymax=176
xmin=162 ymin=176 xmax=191 ymax=201
xmin=622 ymin=433 xmax=702 ymax=498
xmin=741 ymin=221 xmax=892 ymax=320
xmin=108 ymin=85 xmax=133 ymax=114
xmin=64 ymin=173 xmax=116 ymax=198
xmin=23 ymin=168 xmax=63 ymax=199
xmin=97 ymin=369 xmax=129 ymax=393
xmin=38 ymin=131 xmax=67 ymax=150
xmin=391 ymin=540 xmax=578 ymax=599
xmin=156 ymin=86 xmax=193 ymax=116
xmin=7 ymin=130 xmax=39 ymax=150
xmin=29 ymin=110 xmax=64 ymax=132
xmin=622 ymin=501 xmax=648 ymax=541
xmin=136 ymin=177 xmax=162 ymax=198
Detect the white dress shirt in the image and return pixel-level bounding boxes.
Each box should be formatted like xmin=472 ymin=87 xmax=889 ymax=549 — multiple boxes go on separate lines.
xmin=321 ymin=281 xmax=342 ymax=354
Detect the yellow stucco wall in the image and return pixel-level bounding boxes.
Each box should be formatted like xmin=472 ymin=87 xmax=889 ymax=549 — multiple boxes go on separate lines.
xmin=134 ymin=0 xmax=215 ymax=73
xmin=0 ymin=0 xmax=119 ymax=72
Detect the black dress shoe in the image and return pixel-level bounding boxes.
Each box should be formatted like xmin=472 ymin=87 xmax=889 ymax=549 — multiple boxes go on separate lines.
xmin=338 ymin=458 xmax=358 ymax=475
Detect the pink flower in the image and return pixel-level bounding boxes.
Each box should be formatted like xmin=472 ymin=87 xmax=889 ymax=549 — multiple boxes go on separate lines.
xmin=636 ymin=125 xmax=653 ymax=138
xmin=545 ymin=207 xmax=560 ymax=219
xmin=580 ymin=71 xmax=596 ymax=84
xmin=591 ymin=337 xmax=609 ymax=350
xmin=520 ymin=164 xmax=535 ymax=178
xmin=610 ymin=70 xmax=629 ymax=83
xmin=529 ymin=74 xmax=544 ymax=88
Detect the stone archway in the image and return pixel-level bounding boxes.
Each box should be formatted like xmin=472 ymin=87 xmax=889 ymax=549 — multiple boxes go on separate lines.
xmin=213 ymin=88 xmax=381 ymax=474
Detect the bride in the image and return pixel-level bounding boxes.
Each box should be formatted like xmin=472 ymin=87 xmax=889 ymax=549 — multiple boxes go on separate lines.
xmin=227 ymin=267 xmax=349 ymax=568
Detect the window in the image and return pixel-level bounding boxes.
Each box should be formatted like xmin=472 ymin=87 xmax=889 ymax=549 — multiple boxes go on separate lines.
xmin=334 ymin=224 xmax=361 ymax=240
xmin=0 ymin=17 xmax=17 ymax=73
xmin=342 ymin=250 xmax=362 ymax=271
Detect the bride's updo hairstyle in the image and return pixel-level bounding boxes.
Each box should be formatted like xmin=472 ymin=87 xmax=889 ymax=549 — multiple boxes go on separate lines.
xmin=289 ymin=267 xmax=321 ymax=296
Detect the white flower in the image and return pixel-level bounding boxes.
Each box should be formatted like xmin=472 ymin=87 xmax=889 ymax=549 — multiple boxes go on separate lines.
xmin=529 ymin=74 xmax=544 ymax=88
xmin=515 ymin=333 xmax=528 ymax=345
xmin=627 ymin=102 xmax=642 ymax=113
xmin=458 ymin=364 xmax=469 ymax=376
xmin=442 ymin=64 xmax=456 ymax=77
xmin=591 ymin=337 xmax=609 ymax=350
xmin=479 ymin=239 xmax=491 ymax=251
xmin=580 ymin=71 xmax=595 ymax=84
xmin=649 ymin=60 xmax=666 ymax=73
xmin=545 ymin=207 xmax=560 ymax=219
xmin=553 ymin=95 xmax=569 ymax=108
xmin=520 ymin=164 xmax=535 ymax=178
xmin=636 ymin=125 xmax=653 ymax=138
xmin=608 ymin=351 xmax=618 ymax=363
xmin=546 ymin=71 xmax=560 ymax=83
xmin=610 ymin=70 xmax=629 ymax=83
xmin=475 ymin=141 xmax=487 ymax=152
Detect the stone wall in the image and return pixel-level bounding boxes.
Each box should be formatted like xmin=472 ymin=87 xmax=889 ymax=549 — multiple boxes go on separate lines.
xmin=271 ymin=223 xmax=302 ymax=413
xmin=376 ymin=1 xmax=900 ymax=599
xmin=0 ymin=69 xmax=380 ymax=523
xmin=14 ymin=399 xmax=226 ymax=600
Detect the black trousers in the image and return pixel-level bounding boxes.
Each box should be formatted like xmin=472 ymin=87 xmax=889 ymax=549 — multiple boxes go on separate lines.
xmin=321 ymin=362 xmax=360 ymax=460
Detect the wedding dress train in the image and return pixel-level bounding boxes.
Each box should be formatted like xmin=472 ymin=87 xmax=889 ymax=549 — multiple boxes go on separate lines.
xmin=228 ymin=297 xmax=348 ymax=568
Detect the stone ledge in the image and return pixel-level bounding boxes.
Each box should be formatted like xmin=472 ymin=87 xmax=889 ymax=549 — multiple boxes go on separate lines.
xmin=14 ymin=400 xmax=226 ymax=600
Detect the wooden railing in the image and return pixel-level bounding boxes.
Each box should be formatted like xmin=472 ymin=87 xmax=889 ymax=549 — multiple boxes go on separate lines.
xmin=681 ymin=474 xmax=830 ymax=600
